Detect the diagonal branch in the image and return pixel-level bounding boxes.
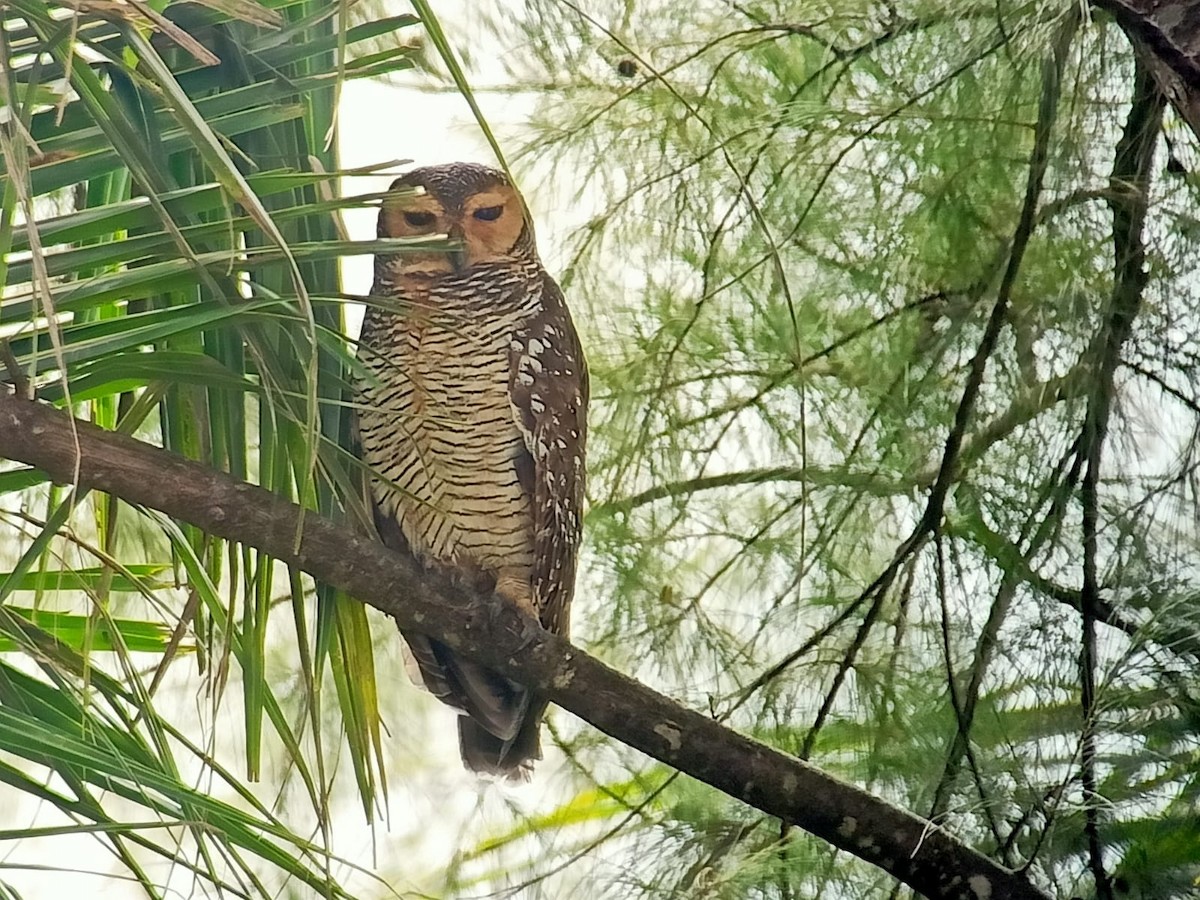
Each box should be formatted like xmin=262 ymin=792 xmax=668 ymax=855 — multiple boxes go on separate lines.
xmin=1089 ymin=0 xmax=1200 ymax=141
xmin=0 ymin=389 xmax=1052 ymax=900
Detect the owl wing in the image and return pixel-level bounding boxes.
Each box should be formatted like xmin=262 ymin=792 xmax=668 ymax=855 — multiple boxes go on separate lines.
xmin=508 ymin=273 xmax=589 ymax=638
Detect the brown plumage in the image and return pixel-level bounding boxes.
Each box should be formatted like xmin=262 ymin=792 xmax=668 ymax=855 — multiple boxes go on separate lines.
xmin=353 ymin=163 xmax=588 ymax=777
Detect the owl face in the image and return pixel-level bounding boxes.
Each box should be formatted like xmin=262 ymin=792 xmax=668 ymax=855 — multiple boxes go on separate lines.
xmin=379 ymin=163 xmax=532 ymax=276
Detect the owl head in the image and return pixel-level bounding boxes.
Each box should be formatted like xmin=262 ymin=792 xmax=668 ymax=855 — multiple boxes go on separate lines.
xmin=378 ymin=163 xmax=536 ymax=276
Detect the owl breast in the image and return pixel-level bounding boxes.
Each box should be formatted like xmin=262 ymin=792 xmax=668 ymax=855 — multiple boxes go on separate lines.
xmin=357 ymin=284 xmax=539 ymax=579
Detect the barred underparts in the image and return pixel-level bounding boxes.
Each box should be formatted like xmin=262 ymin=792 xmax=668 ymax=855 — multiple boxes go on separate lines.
xmin=353 ymin=163 xmax=588 ymax=777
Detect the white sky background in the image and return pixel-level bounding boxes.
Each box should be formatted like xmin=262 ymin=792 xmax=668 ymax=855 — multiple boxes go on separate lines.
xmin=1 ymin=5 xmax=604 ymax=898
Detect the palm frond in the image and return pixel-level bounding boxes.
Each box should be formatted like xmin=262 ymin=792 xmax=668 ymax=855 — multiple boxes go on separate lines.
xmin=0 ymin=2 xmax=426 ymax=893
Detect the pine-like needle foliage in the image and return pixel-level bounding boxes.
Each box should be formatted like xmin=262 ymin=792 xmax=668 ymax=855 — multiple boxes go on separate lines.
xmin=460 ymin=2 xmax=1200 ymax=898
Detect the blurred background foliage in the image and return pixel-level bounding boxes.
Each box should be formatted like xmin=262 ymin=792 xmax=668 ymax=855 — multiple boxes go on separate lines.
xmin=1 ymin=1 xmax=1199 ymax=899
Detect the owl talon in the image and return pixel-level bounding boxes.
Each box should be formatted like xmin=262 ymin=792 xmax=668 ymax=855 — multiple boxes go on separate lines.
xmin=494 ymin=572 xmax=538 ymax=620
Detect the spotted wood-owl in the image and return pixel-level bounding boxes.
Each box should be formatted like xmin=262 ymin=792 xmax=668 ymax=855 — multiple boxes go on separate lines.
xmin=353 ymin=163 xmax=588 ymax=777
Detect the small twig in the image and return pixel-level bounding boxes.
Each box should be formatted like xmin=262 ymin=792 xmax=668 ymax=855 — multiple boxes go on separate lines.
xmin=799 ymin=576 xmax=894 ymax=759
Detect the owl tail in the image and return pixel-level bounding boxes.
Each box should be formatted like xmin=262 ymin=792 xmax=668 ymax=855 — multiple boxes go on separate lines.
xmin=458 ymin=698 xmax=546 ymax=779
xmin=402 ymin=630 xmax=543 ymax=777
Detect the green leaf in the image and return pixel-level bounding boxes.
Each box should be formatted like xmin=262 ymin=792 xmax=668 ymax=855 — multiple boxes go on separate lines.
xmin=0 ymin=608 xmax=182 ymax=654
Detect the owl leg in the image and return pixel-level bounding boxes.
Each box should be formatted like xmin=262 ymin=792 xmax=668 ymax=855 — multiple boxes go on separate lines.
xmin=494 ymin=568 xmax=537 ymax=619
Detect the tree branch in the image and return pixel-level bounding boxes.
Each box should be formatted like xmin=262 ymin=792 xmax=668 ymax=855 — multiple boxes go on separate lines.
xmin=0 ymin=389 xmax=1052 ymax=900
xmin=1091 ymin=0 xmax=1200 ymax=141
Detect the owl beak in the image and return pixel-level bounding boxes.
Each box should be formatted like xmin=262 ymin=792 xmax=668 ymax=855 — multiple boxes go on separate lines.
xmin=447 ymin=225 xmax=467 ymax=272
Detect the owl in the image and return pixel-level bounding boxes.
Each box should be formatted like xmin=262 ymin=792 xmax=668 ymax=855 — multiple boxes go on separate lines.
xmin=353 ymin=163 xmax=588 ymax=777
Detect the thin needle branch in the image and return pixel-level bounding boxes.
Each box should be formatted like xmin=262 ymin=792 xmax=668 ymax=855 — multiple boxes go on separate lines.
xmin=1076 ymin=53 xmax=1165 ymax=900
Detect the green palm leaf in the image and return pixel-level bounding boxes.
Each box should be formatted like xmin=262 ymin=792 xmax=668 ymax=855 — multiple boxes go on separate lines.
xmin=0 ymin=2 xmax=436 ymax=894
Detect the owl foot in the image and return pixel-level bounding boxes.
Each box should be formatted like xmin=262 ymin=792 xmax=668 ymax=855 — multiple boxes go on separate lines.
xmin=494 ymin=571 xmax=537 ymax=621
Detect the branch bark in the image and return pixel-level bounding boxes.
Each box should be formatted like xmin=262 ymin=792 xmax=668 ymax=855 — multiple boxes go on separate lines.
xmin=1091 ymin=0 xmax=1200 ymax=140
xmin=0 ymin=389 xmax=1052 ymax=900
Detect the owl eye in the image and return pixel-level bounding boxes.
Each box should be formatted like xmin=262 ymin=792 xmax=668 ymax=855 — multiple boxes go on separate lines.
xmin=473 ymin=205 xmax=504 ymax=221
xmin=403 ymin=211 xmax=436 ymax=227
